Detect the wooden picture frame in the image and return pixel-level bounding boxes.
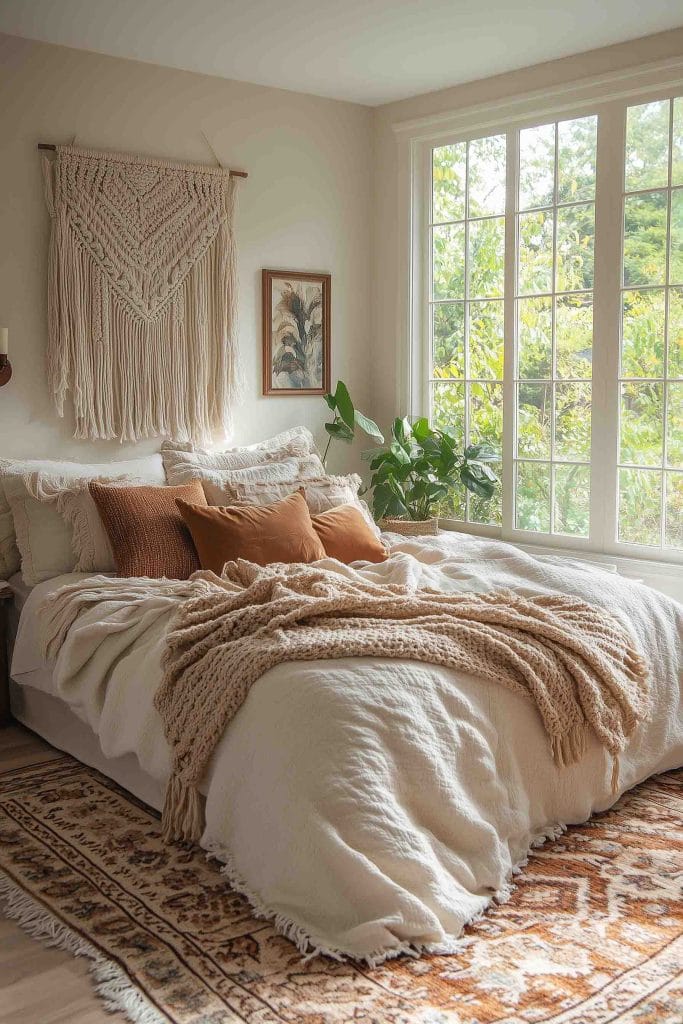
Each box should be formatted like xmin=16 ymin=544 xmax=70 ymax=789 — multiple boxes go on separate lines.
xmin=262 ymin=269 xmax=331 ymax=396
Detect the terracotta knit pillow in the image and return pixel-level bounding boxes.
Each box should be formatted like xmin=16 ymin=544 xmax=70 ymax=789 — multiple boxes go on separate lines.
xmin=89 ymin=480 xmax=206 ymax=579
xmin=311 ymin=504 xmax=388 ymax=564
xmin=176 ymin=489 xmax=326 ymax=574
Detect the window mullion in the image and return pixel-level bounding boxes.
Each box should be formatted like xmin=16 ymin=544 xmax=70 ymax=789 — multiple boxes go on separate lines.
xmin=501 ymin=128 xmax=518 ymax=539
xmin=591 ymin=102 xmax=624 ymax=553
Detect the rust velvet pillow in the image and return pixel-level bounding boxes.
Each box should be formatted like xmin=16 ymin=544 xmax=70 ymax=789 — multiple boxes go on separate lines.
xmin=311 ymin=504 xmax=388 ymax=563
xmin=176 ymin=489 xmax=327 ymax=574
xmin=89 ymin=479 xmax=206 ymax=579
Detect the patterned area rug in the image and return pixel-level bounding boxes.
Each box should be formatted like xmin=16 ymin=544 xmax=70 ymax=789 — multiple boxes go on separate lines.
xmin=0 ymin=756 xmax=681 ymax=1024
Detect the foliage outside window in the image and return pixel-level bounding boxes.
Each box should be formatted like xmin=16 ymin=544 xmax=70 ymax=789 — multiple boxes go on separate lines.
xmin=425 ymin=94 xmax=683 ymax=557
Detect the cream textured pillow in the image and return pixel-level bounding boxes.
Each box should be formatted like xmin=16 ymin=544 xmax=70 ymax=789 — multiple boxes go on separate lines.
xmin=175 ymin=455 xmax=325 ymax=489
xmin=202 ymin=473 xmax=380 ymax=535
xmin=161 ymin=426 xmax=321 ymax=484
xmin=31 ymin=473 xmax=147 ymax=574
xmin=0 ymin=454 xmax=165 ymax=584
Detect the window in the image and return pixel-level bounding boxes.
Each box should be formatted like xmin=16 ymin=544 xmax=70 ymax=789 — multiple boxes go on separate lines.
xmin=430 ymin=136 xmax=505 ymax=525
xmin=422 ymin=90 xmax=683 ymax=560
xmin=619 ymin=99 xmax=683 ymax=549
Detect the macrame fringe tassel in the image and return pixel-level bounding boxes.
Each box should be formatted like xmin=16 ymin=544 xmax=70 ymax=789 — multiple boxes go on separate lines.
xmin=0 ymin=871 xmax=165 ymax=1024
xmin=161 ymin=774 xmax=205 ymax=843
xmin=44 ymin=153 xmax=241 ymax=444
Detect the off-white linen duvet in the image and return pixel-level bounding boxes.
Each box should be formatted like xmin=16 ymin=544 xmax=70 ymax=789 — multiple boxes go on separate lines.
xmin=10 ymin=532 xmax=683 ymax=965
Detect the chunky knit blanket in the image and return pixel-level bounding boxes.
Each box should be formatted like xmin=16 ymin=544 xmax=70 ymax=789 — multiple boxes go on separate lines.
xmin=154 ymin=559 xmax=650 ymax=843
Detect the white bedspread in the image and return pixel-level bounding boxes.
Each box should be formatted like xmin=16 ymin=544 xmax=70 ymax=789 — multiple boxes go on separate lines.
xmin=11 ymin=533 xmax=683 ymax=964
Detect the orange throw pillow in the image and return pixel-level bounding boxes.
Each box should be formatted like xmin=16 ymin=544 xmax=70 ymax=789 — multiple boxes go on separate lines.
xmin=89 ymin=479 xmax=206 ymax=579
xmin=312 ymin=504 xmax=388 ymax=563
xmin=176 ymin=489 xmax=326 ymax=574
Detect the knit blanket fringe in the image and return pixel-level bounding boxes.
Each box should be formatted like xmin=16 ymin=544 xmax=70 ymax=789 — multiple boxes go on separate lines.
xmin=153 ymin=560 xmax=651 ymax=844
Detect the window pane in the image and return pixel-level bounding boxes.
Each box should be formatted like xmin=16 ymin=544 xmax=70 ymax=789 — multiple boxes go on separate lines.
xmin=623 ymin=192 xmax=668 ymax=287
xmin=669 ymin=287 xmax=683 ymax=378
xmin=519 ymin=123 xmax=555 ymax=210
xmin=666 ymin=382 xmax=683 ymax=468
xmin=467 ymin=134 xmax=506 ymax=218
xmin=674 ymin=98 xmax=683 ymax=187
xmin=618 ymin=468 xmax=662 ymax=546
xmin=516 ymin=461 xmax=551 ymax=532
xmin=554 ymin=382 xmax=591 ymax=461
xmin=469 ymin=381 xmax=503 ymax=455
xmin=517 ymin=382 xmax=551 ymax=458
xmin=431 ymin=381 xmax=464 ymax=446
xmin=556 ymin=203 xmax=594 ymax=292
xmin=621 ymin=288 xmax=665 ymax=378
xmin=620 ymin=381 xmax=664 ymax=466
xmin=554 ymin=463 xmax=590 ymax=537
xmin=470 ymin=460 xmax=502 ymax=526
xmin=432 ymin=302 xmax=464 ymax=379
xmin=468 ymin=216 xmax=505 ymax=298
xmin=670 ymin=188 xmax=683 ymax=285
xmin=556 ymin=293 xmax=592 ymax=379
xmin=469 ymin=300 xmax=504 ymax=380
xmin=625 ymin=100 xmax=670 ymax=192
xmin=432 ymin=143 xmax=466 ymax=223
xmin=435 ymin=487 xmax=466 ymax=522
xmin=518 ymin=296 xmax=552 ymax=379
xmin=432 ymin=223 xmax=465 ymax=299
xmin=518 ymin=210 xmax=553 ymax=295
xmin=665 ymin=472 xmax=683 ymax=548
xmin=558 ymin=116 xmax=597 ymax=203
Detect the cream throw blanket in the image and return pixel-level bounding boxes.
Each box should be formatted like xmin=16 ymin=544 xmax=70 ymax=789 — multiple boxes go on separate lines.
xmin=148 ymin=559 xmax=649 ymax=843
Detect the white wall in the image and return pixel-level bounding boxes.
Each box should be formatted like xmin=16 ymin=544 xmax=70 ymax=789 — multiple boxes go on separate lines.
xmin=0 ymin=34 xmax=373 ymax=471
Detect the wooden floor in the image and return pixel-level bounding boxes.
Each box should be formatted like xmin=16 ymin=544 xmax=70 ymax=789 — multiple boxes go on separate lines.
xmin=0 ymin=724 xmax=127 ymax=1024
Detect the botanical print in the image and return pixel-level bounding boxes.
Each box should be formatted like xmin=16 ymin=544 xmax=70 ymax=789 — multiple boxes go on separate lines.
xmin=263 ymin=270 xmax=330 ymax=395
xmin=1 ymin=755 xmax=681 ymax=1024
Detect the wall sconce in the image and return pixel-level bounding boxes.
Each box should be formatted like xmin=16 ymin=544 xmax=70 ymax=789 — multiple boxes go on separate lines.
xmin=0 ymin=329 xmax=11 ymax=387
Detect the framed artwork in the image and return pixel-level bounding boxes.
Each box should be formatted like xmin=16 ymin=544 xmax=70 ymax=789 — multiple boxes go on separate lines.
xmin=262 ymin=269 xmax=331 ymax=396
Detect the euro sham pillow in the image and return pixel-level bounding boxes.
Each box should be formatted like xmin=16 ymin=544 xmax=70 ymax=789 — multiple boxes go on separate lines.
xmin=162 ymin=426 xmax=322 ymax=484
xmin=0 ymin=454 xmax=165 ymax=584
xmin=177 ymin=489 xmax=326 ymax=573
xmin=311 ymin=504 xmax=388 ymax=564
xmin=201 ymin=473 xmax=380 ymax=535
xmin=90 ymin=479 xmax=207 ymax=580
xmin=169 ymin=455 xmax=325 ymax=488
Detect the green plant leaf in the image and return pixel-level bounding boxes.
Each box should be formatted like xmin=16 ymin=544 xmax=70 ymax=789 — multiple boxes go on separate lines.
xmin=460 ymin=464 xmax=496 ymax=498
xmin=324 ymin=392 xmax=337 ymax=411
xmin=411 ymin=416 xmax=431 ymax=442
xmin=390 ymin=441 xmax=411 ymax=466
xmin=334 ymin=381 xmax=355 ymax=430
xmin=325 ymin=421 xmax=354 ymax=443
xmin=354 ymin=409 xmax=384 ymax=442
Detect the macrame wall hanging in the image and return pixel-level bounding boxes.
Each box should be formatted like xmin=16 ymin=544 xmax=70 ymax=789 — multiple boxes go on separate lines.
xmin=42 ymin=145 xmax=242 ymax=443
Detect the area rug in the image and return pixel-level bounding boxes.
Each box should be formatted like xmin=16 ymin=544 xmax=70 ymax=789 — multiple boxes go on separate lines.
xmin=0 ymin=757 xmax=680 ymax=1024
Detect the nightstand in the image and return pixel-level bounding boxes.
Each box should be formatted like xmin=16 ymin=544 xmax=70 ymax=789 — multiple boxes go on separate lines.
xmin=0 ymin=582 xmax=13 ymax=726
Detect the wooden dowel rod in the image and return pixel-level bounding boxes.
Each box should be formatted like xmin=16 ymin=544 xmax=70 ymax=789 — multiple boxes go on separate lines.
xmin=36 ymin=143 xmax=248 ymax=178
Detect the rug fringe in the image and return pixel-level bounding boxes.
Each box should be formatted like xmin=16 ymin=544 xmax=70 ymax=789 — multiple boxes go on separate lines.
xmin=0 ymin=871 xmax=165 ymax=1024
xmin=204 ymin=818 xmax=572 ymax=968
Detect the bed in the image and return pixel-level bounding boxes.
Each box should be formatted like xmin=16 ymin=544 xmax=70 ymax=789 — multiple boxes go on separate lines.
xmin=7 ymin=531 xmax=683 ymax=966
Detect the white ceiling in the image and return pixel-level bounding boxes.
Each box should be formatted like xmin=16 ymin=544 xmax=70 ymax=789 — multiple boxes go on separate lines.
xmin=0 ymin=0 xmax=681 ymax=106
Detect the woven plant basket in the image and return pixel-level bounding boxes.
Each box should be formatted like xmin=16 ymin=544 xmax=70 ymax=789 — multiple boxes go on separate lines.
xmin=379 ymin=517 xmax=440 ymax=536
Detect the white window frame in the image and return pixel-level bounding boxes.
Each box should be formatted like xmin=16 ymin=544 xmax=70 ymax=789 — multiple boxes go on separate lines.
xmin=394 ymin=56 xmax=683 ymax=569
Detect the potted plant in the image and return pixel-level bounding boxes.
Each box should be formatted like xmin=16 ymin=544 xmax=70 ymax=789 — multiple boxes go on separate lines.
xmin=367 ymin=416 xmax=498 ymax=535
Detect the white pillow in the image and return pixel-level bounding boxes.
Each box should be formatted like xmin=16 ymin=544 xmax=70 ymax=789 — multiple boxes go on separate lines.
xmin=201 ymin=473 xmax=380 ymax=535
xmin=0 ymin=454 xmax=165 ymax=583
xmin=161 ymin=426 xmax=321 ymax=484
xmin=30 ymin=473 xmax=146 ymax=574
xmin=173 ymin=455 xmax=325 ymax=489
